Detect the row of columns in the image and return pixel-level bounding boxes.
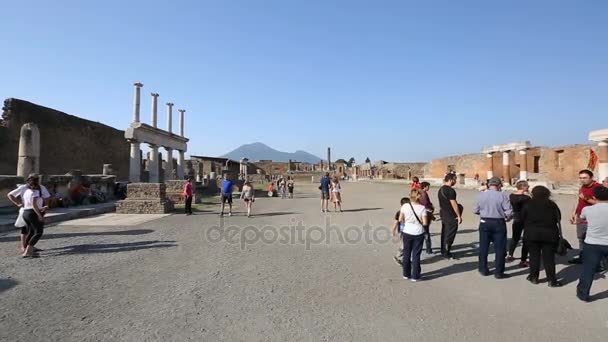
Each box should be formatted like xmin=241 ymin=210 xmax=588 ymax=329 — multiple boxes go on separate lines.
xmin=129 ymin=82 xmax=187 ymax=183
xmin=485 ymin=149 xmax=528 ymax=184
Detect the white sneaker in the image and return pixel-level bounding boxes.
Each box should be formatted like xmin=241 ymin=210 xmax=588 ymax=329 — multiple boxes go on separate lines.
xmin=228 ymin=212 xmax=232 ymax=217
xmin=410 ymin=278 xmax=418 ymax=283
xmin=403 ymin=276 xmax=409 ymax=280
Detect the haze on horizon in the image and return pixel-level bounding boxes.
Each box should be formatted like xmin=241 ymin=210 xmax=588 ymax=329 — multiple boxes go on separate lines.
xmin=1 ymin=0 xmax=606 ymax=163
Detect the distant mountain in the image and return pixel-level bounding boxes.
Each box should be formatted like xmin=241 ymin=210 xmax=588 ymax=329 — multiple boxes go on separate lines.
xmin=221 ymin=142 xmax=322 ymax=163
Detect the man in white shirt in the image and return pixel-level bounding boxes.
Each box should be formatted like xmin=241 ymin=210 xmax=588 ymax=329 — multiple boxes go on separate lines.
xmin=576 ymin=186 xmax=608 ymax=302
xmin=7 ymin=174 xmax=51 ymax=252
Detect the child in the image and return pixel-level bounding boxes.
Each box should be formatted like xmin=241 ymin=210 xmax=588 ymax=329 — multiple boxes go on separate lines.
xmin=393 ymin=197 xmax=410 ymax=265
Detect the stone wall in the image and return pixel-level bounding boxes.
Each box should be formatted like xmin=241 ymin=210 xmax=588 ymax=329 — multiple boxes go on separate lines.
xmin=539 ymin=144 xmax=594 ymax=184
xmin=425 ymin=153 xmax=487 ymax=179
xmin=1 ymin=98 xmax=129 ymax=180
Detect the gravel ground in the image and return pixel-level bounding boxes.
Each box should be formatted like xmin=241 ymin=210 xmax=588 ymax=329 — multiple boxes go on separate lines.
xmin=1 ymin=181 xmax=607 ymax=341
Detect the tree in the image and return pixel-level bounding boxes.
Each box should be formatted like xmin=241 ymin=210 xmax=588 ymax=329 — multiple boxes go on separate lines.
xmin=348 ymin=157 xmax=355 ymax=166
xmin=365 ymin=157 xmax=371 ymax=163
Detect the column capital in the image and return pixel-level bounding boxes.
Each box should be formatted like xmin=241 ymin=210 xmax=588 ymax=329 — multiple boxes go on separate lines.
xmin=166 ymin=102 xmax=174 ymax=107
xmin=133 ymin=82 xmax=143 ymax=88
xmin=151 ymin=92 xmax=159 ymax=97
xmin=178 ymin=109 xmax=186 ymax=114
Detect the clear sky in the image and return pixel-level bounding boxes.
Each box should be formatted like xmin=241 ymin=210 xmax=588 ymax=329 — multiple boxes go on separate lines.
xmin=1 ymin=0 xmax=606 ymax=163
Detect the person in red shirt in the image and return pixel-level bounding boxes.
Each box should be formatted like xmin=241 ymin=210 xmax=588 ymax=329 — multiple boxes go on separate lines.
xmin=569 ymin=169 xmax=602 ymax=263
xmin=183 ymin=177 xmax=194 ymax=215
xmin=411 ymin=176 xmax=422 ymax=190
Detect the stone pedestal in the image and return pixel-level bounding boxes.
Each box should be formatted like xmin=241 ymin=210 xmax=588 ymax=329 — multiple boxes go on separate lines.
xmin=116 ymin=183 xmax=174 ymax=214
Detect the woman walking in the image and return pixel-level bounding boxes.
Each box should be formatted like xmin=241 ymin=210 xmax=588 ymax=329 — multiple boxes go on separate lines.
xmin=331 ymin=176 xmax=342 ymax=212
xmin=21 ymin=174 xmax=47 ymax=258
xmin=508 ymin=181 xmax=531 ymax=267
xmin=521 ymin=186 xmax=563 ymax=287
xmin=287 ymin=177 xmax=295 ymax=199
xmin=240 ymin=181 xmax=255 ymax=217
xmin=400 ymin=188 xmax=428 ymax=282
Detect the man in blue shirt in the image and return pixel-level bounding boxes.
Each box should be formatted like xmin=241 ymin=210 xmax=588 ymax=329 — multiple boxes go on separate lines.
xmin=320 ymin=172 xmax=332 ymax=212
xmin=220 ymin=174 xmax=234 ymax=217
xmin=473 ymin=177 xmax=513 ymax=279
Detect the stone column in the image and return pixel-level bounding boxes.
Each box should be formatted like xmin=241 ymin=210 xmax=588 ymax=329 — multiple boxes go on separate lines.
xmin=502 ymin=151 xmax=510 ymax=185
xmin=177 ymin=151 xmax=185 ymax=179
xmin=129 ymin=140 xmax=141 ymax=182
xmin=166 ymin=103 xmax=174 ymax=133
xmin=149 ymin=144 xmax=160 ymax=182
xmin=16 ymin=123 xmax=40 ymax=177
xmin=165 ymin=147 xmax=174 ymax=180
xmin=327 ymin=147 xmax=331 ymax=171
xmin=151 ymin=93 xmax=159 ymax=127
xmin=133 ymin=82 xmax=143 ymax=123
xmin=519 ymin=149 xmax=528 ymax=181
xmin=485 ymin=153 xmax=494 ymax=179
xmin=178 ymin=109 xmax=185 ymax=137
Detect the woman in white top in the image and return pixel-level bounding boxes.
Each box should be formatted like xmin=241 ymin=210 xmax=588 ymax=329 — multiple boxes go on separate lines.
xmin=21 ymin=174 xmax=47 ymax=258
xmin=399 ymin=188 xmax=429 ymax=281
xmin=240 ymin=181 xmax=255 ymax=218
xmin=331 ymin=176 xmax=342 ymax=212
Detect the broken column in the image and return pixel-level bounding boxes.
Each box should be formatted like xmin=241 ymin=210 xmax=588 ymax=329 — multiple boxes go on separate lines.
xmin=133 ymin=82 xmax=143 ymax=123
xmin=589 ymin=129 xmax=608 ymax=182
xmin=102 ymin=164 xmax=114 ymax=176
xmin=16 ymin=123 xmax=40 ymax=177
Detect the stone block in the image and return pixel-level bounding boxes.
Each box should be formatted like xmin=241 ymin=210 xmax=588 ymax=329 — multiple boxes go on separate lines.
xmin=116 ymin=199 xmax=173 ymax=214
xmin=126 ymin=183 xmax=167 ymax=200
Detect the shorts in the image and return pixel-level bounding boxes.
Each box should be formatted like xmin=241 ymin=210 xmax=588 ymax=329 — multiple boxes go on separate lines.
xmin=243 ymin=197 xmax=254 ymax=202
xmin=321 ymin=191 xmax=330 ymax=200
xmin=221 ymin=194 xmax=233 ymax=204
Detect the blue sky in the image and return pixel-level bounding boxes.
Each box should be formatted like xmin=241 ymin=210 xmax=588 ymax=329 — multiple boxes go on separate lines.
xmin=1 ymin=0 xmax=606 ymax=163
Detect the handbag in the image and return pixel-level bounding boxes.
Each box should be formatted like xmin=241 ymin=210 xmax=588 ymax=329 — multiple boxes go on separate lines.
xmin=555 ymin=207 xmax=572 ymax=256
xmin=14 ymin=208 xmax=26 ymax=228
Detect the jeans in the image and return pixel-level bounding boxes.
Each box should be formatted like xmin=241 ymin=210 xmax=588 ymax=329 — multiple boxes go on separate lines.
xmin=508 ymin=220 xmax=528 ymax=261
xmin=577 ymin=243 xmax=608 ymax=299
xmin=185 ymin=196 xmax=193 ymax=214
xmin=527 ymin=241 xmax=557 ymax=282
xmin=423 ymin=224 xmax=432 ymax=253
xmin=402 ymin=233 xmax=424 ymax=280
xmin=440 ymin=214 xmax=459 ymax=254
xmin=478 ymin=218 xmax=507 ymax=275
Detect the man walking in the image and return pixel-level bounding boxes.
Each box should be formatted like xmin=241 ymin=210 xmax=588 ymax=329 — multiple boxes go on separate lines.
xmin=219 ymin=174 xmax=234 ymax=217
xmin=183 ymin=177 xmax=193 ymax=215
xmin=438 ymin=173 xmax=462 ymax=258
xmin=576 ymin=186 xmax=608 ymax=302
xmin=569 ymin=170 xmax=602 ymax=264
xmin=320 ymin=172 xmax=332 ymax=212
xmin=473 ymin=177 xmax=513 ymax=279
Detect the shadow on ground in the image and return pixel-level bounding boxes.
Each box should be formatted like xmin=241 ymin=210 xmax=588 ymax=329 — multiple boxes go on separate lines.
xmin=44 ymin=240 xmax=177 ymax=256
xmin=341 ymin=208 xmax=383 ymax=213
xmin=0 ymin=278 xmax=18 ymax=293
xmin=250 ymin=212 xmax=300 ymax=217
xmin=0 ymin=229 xmax=154 ymax=243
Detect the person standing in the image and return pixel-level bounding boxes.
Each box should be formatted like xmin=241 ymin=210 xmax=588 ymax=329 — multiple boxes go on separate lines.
xmin=576 ymin=186 xmax=608 ymax=302
xmin=219 ymin=174 xmax=234 ymax=217
xmin=508 ymin=180 xmax=531 ymax=267
xmin=240 ymin=181 xmax=255 ymax=217
xmin=320 ymin=173 xmax=332 ymax=212
xmin=521 ymin=186 xmax=562 ymax=287
xmin=392 ymin=197 xmax=410 ymax=265
xmin=331 ymin=176 xmax=343 ymax=212
xmin=400 ymin=189 xmax=428 ymax=282
xmin=569 ymin=170 xmax=602 ymax=264
xmin=287 ymin=177 xmax=295 ymax=199
xmin=279 ymin=177 xmax=287 ymax=199
xmin=438 ymin=173 xmax=462 ymax=259
xmin=183 ymin=177 xmax=194 ymax=215
xmin=419 ymin=181 xmax=435 ymax=254
xmin=7 ymin=174 xmax=50 ymax=253
xmin=21 ymin=174 xmax=47 ymax=258
xmin=473 ymin=177 xmax=513 ymax=279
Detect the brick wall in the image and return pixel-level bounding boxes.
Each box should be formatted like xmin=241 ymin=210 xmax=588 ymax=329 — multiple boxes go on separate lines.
xmin=1 ymin=98 xmax=129 ymax=180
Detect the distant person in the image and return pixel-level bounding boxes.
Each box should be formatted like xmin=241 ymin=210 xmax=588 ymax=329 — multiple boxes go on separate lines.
xmin=183 ymin=177 xmax=193 ymax=215
xmin=219 ymin=174 xmax=234 ymax=217
xmin=419 ymin=181 xmax=435 ymax=254
xmin=473 ymin=177 xmax=513 ymax=279
xmin=287 ymin=177 xmax=295 ymax=199
xmin=268 ymin=182 xmax=275 ymax=197
xmin=508 ymin=180 xmax=531 ymax=267
xmin=279 ymin=177 xmax=287 ymax=199
xmin=399 ymin=189 xmax=428 ymax=282
xmin=392 ymin=197 xmax=410 ymax=265
xmin=411 ymin=176 xmax=422 ymax=190
xmin=576 ymin=186 xmax=608 ymax=302
xmin=7 ymin=174 xmax=50 ymax=254
xmin=320 ymin=172 xmax=332 ymax=212
xmin=21 ymin=174 xmax=48 ymax=258
xmin=240 ymin=181 xmax=255 ymax=217
xmin=521 ymin=186 xmax=562 ymax=287
xmin=569 ymin=170 xmax=602 ymax=264
xmin=438 ymin=173 xmax=462 ymax=259
xmin=331 ymin=176 xmax=343 ymax=212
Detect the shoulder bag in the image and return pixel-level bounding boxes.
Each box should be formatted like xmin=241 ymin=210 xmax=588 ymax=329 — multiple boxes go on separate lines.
xmin=555 ymin=205 xmax=572 ymax=256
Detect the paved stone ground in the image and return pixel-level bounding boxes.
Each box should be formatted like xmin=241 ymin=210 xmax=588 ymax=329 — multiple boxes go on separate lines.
xmin=0 ymin=182 xmax=607 ymax=341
